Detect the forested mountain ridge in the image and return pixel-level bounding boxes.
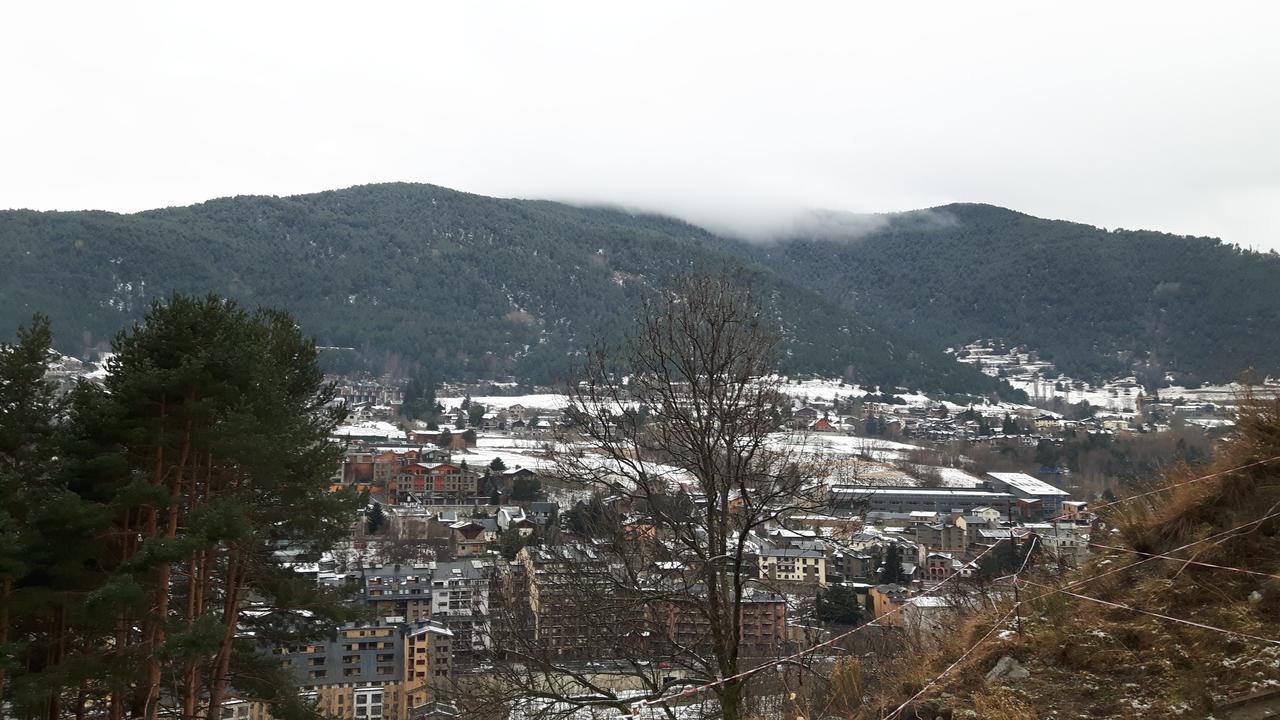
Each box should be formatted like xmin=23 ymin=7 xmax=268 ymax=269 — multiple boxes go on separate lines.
xmin=0 ymin=183 xmax=1006 ymax=395
xmin=747 ymin=202 xmax=1280 ymax=385
xmin=2 ymin=183 xmax=1275 ymax=391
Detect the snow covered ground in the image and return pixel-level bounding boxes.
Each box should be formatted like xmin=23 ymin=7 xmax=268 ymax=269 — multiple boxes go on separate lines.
xmin=764 ymin=432 xmax=982 ymax=488
xmin=768 ymin=431 xmax=922 ymax=463
xmin=774 ymin=377 xmax=868 ymax=404
xmin=1160 ymin=381 xmax=1280 ymax=405
xmin=775 ymin=377 xmax=936 ymax=408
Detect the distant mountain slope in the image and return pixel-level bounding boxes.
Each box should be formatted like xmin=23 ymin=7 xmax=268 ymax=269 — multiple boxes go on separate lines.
xmin=747 ymin=203 xmax=1280 ymax=384
xmin=0 ymin=184 xmax=1005 ymax=395
xmin=4 ymin=185 xmax=1275 ymax=391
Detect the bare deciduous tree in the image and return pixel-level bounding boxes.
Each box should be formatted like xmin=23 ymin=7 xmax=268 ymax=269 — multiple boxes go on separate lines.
xmin=464 ymin=274 xmax=836 ymax=719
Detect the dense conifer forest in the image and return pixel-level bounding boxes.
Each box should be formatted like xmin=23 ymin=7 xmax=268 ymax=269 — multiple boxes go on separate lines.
xmin=748 ymin=203 xmax=1280 ymax=384
xmin=2 ymin=183 xmax=1276 ymax=391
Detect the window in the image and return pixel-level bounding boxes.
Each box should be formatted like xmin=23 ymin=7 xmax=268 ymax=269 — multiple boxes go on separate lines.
xmin=354 ymin=689 xmax=384 ymax=720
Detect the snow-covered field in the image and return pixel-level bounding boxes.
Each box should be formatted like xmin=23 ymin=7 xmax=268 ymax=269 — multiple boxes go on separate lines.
xmin=768 ymin=431 xmax=922 ymax=462
xmin=764 ymin=432 xmax=983 ymax=488
xmin=1160 ymin=381 xmax=1280 ymax=405
xmin=775 ymin=377 xmax=935 ymax=408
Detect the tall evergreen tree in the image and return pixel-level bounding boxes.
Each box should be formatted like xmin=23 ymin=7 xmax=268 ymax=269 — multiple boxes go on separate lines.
xmin=879 ymin=542 xmax=906 ymax=585
xmin=1 ymin=296 xmax=360 ymax=719
xmin=366 ymin=502 xmax=386 ymax=535
xmin=0 ymin=314 xmax=85 ymax=714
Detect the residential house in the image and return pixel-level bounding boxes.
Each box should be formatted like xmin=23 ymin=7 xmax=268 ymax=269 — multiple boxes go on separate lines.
xmin=335 ymin=557 xmax=492 ymax=665
xmin=758 ymin=547 xmax=827 ymax=585
xmin=528 ymin=501 xmax=559 ymax=527
xmin=518 ymin=544 xmax=622 ymax=657
xmin=923 ymin=552 xmax=963 ymax=583
xmin=791 ymin=406 xmax=819 ymax=429
xmin=648 ymin=588 xmax=788 ymax=652
xmin=829 ymin=551 xmax=874 ymax=583
xmin=268 ymin=618 xmax=453 ymax=720
xmin=402 ymin=462 xmax=482 ymax=506
xmin=448 ymin=521 xmax=487 ymax=557
xmin=902 ymin=595 xmax=961 ymax=643
xmin=808 ymin=417 xmax=837 ymax=433
xmin=869 ymin=584 xmax=910 ymax=625
xmin=496 ymin=506 xmax=536 ymax=537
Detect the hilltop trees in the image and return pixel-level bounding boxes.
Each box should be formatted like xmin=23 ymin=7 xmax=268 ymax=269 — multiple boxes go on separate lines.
xmin=0 ymin=296 xmax=359 ymax=720
xmin=0 ymin=184 xmax=1022 ymax=395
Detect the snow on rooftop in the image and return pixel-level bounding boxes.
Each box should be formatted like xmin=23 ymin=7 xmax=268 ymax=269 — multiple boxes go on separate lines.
xmin=907 ymin=596 xmax=955 ymax=608
xmin=332 ymin=420 xmax=404 ymax=439
xmin=835 ymin=486 xmax=1013 ymax=498
xmin=986 ymin=472 xmax=1069 ymax=497
xmin=437 ymin=394 xmax=569 ymax=412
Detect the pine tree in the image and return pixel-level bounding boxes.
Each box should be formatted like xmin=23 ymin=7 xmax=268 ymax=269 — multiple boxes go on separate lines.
xmin=366 ymin=502 xmax=386 ymax=535
xmin=4 ymin=295 xmax=362 ymax=720
xmin=816 ymin=585 xmax=865 ymax=625
xmin=879 ymin=542 xmax=905 ymax=585
xmin=499 ymin=529 xmax=526 ymax=561
xmin=0 ymin=314 xmax=89 ymax=713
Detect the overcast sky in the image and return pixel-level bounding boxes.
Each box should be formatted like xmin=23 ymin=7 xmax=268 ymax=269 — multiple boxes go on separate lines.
xmin=3 ymin=2 xmax=1278 ymax=248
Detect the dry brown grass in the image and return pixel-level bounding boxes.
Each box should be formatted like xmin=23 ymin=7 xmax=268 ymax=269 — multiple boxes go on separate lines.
xmin=856 ymin=394 xmax=1280 ymax=719
xmin=970 ymin=687 xmax=1037 ymax=720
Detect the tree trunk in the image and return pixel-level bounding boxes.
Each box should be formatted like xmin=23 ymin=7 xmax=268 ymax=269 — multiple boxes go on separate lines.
xmin=718 ymin=679 xmax=745 ymax=720
xmin=74 ymin=680 xmax=88 ymax=720
xmin=145 ymin=419 xmax=191 ymax=720
xmin=0 ymin=575 xmax=10 ymax=701
xmin=205 ymin=549 xmax=244 ymax=719
xmin=141 ymin=407 xmax=165 ymax=720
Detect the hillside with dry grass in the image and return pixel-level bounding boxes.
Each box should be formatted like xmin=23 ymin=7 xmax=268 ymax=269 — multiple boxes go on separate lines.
xmin=867 ymin=394 xmax=1280 ymax=719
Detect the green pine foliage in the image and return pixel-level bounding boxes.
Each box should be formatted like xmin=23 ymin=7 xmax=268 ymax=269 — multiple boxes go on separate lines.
xmin=6 ymin=187 xmax=1272 ymax=389
xmin=879 ymin=542 xmax=906 ymax=585
xmin=815 ymin=585 xmax=866 ymax=626
xmin=749 ymin=203 xmax=1280 ymax=383
xmin=0 ymin=297 xmax=361 ymax=719
xmin=510 ymin=477 xmax=542 ymax=501
xmin=0 ymin=184 xmax=1011 ymax=397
